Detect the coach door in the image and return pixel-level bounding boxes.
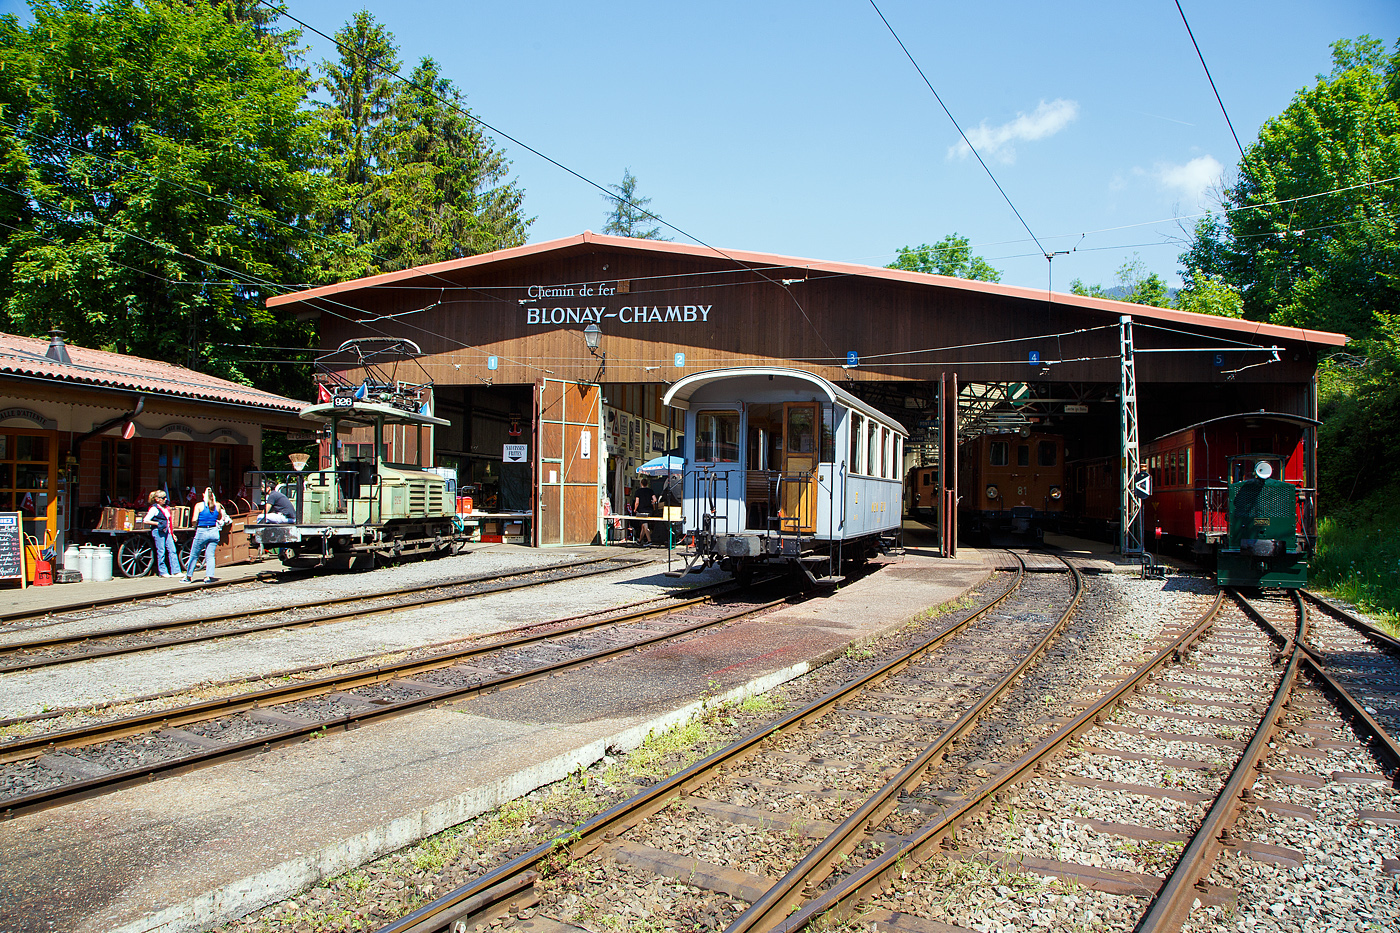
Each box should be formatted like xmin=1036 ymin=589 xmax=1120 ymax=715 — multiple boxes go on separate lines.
xmin=781 ymin=402 xmax=818 ymax=533
xmin=537 ymin=378 xmax=601 ymax=546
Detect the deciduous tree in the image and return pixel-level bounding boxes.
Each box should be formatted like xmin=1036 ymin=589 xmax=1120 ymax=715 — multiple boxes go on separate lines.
xmin=0 ymin=0 xmax=351 ymax=398
xmin=888 ymin=233 xmax=1001 ymax=282
xmin=1186 ymin=36 xmax=1400 ymax=340
xmin=1069 ymin=255 xmax=1171 ymax=307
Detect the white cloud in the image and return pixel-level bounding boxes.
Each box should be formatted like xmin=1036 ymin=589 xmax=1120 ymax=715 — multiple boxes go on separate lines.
xmin=948 ymin=99 xmax=1079 ymax=164
xmin=1155 ymin=155 xmax=1224 ymax=205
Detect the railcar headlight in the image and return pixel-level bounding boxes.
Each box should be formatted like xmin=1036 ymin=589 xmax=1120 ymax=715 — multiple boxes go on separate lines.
xmin=1254 ymin=461 xmax=1273 ymax=480
xmin=986 ymin=485 xmax=999 ymax=500
xmin=1049 ymin=485 xmax=1062 ymax=500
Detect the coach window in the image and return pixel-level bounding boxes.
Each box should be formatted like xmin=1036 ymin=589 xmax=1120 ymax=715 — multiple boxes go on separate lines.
xmin=849 ymin=414 xmax=864 ymax=474
xmin=695 ymin=411 xmax=740 ymax=462
xmin=868 ymin=422 xmax=880 ymax=478
xmin=1186 ymin=449 xmax=1192 ymax=484
xmin=1038 ymin=440 xmax=1057 ymax=467
xmin=821 ymin=408 xmax=835 ymax=463
xmin=880 ymin=427 xmax=890 ymax=477
xmin=990 ymin=441 xmax=1008 ymax=466
xmin=894 ymin=436 xmax=902 ymax=477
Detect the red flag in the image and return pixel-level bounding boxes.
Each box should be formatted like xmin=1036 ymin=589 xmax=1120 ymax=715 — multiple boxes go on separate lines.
xmin=317 ymin=383 xmax=332 ymax=404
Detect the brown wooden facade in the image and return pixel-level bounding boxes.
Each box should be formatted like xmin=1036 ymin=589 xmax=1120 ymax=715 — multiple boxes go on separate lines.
xmin=269 ymin=233 xmax=1346 ymax=547
xmin=276 ymin=233 xmax=1341 ymax=432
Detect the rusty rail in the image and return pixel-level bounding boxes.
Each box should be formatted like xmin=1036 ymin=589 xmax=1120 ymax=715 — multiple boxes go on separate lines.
xmin=1133 ymin=590 xmax=1307 ymax=933
xmin=374 ymin=555 xmax=1032 ymax=933
xmin=774 ymin=589 xmax=1228 ymax=932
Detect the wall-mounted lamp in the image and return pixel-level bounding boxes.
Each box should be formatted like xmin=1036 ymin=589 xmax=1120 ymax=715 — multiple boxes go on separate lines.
xmin=583 ymin=323 xmax=606 ymax=381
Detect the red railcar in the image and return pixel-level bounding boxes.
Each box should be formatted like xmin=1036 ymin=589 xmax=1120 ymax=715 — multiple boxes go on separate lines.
xmin=1065 ymin=456 xmax=1119 ymax=539
xmin=1145 ymin=412 xmax=1316 ymax=558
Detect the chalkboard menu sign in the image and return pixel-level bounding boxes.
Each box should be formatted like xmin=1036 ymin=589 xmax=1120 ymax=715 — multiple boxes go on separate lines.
xmin=0 ymin=512 xmax=22 ymax=583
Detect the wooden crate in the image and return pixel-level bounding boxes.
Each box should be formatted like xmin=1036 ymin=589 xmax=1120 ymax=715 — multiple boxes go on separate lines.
xmin=171 ymin=506 xmax=190 ymax=529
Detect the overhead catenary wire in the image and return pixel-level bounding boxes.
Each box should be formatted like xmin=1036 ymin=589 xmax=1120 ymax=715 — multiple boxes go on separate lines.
xmin=1175 ymin=0 xmax=1245 ymax=158
xmin=867 ymin=0 xmax=1049 ymax=259
xmin=0 ymin=180 xmax=563 ymax=378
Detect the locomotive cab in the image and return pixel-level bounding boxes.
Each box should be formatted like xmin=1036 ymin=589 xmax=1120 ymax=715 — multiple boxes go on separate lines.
xmin=250 ymin=399 xmax=455 ymax=570
xmin=1216 ymin=456 xmax=1308 ymax=588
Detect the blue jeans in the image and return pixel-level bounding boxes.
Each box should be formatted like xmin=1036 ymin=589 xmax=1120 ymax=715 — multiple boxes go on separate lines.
xmin=152 ymin=526 xmax=181 ymax=576
xmin=186 ymin=527 xmax=220 ymax=579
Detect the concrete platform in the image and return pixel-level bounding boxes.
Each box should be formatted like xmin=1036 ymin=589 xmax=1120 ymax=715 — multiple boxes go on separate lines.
xmin=0 ymin=531 xmax=992 ymax=933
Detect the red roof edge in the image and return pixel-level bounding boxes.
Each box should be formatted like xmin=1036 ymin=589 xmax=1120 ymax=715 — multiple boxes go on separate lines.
xmin=267 ymin=232 xmax=1349 ymax=348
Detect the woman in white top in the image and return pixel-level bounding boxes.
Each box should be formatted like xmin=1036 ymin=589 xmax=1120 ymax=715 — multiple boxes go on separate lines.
xmin=143 ymin=489 xmax=180 ymax=577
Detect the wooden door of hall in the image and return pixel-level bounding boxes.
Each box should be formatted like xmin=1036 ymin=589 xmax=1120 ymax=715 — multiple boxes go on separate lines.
xmin=781 ymin=402 xmax=818 ymax=533
xmin=537 ymin=379 xmax=601 ymax=546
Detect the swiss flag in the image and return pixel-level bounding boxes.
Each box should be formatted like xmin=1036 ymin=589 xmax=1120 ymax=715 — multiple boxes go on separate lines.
xmin=317 ymin=383 xmax=332 ymax=404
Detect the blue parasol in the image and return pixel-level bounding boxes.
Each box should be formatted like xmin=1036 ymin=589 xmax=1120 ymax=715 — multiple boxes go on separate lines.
xmin=636 ymin=455 xmax=684 ymax=476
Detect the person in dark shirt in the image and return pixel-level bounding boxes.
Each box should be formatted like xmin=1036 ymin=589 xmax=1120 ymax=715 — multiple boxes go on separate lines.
xmin=258 ymin=479 xmax=297 ymax=524
xmin=632 ymin=483 xmax=657 ymax=545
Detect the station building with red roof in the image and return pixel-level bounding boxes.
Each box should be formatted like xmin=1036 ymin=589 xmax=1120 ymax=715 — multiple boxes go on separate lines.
xmin=0 ymin=329 xmax=306 ymax=552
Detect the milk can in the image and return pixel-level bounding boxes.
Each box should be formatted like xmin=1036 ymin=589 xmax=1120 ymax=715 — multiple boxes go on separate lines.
xmin=63 ymin=543 xmax=81 ymax=572
xmin=91 ymin=544 xmax=114 ymax=583
xmin=77 ymin=544 xmax=96 ymax=582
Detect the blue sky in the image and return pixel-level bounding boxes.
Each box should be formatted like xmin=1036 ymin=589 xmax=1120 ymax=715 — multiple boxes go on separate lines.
xmin=5 ymin=1 xmax=1398 ymax=290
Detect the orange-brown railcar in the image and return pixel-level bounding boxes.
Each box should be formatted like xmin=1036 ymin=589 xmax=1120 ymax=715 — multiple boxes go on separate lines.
xmin=958 ymin=432 xmax=1066 ymax=542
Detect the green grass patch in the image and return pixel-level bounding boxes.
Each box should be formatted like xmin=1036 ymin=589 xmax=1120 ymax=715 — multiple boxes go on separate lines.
xmin=603 ymin=717 xmax=721 ymax=786
xmin=1313 ymin=482 xmax=1400 ymax=632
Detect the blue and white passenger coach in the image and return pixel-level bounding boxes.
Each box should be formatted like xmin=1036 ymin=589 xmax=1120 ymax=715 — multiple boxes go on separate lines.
xmin=663 ymin=368 xmax=907 ymax=584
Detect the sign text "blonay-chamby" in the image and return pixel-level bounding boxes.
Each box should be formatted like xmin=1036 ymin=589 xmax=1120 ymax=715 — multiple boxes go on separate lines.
xmin=524 ymin=284 xmax=712 ymax=326
xmin=526 ymin=305 xmax=713 ymax=325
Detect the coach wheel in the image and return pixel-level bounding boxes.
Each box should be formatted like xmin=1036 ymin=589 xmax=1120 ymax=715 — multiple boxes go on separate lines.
xmin=117 ymin=536 xmax=155 ymax=578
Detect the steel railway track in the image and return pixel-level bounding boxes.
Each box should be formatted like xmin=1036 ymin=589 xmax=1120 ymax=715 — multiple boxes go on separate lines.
xmin=793 ymin=588 xmax=1399 ymax=933
xmin=0 ymin=554 xmax=644 ymax=674
xmin=367 ymin=551 xmax=1093 ymax=933
xmin=0 ymin=579 xmax=794 ymax=820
